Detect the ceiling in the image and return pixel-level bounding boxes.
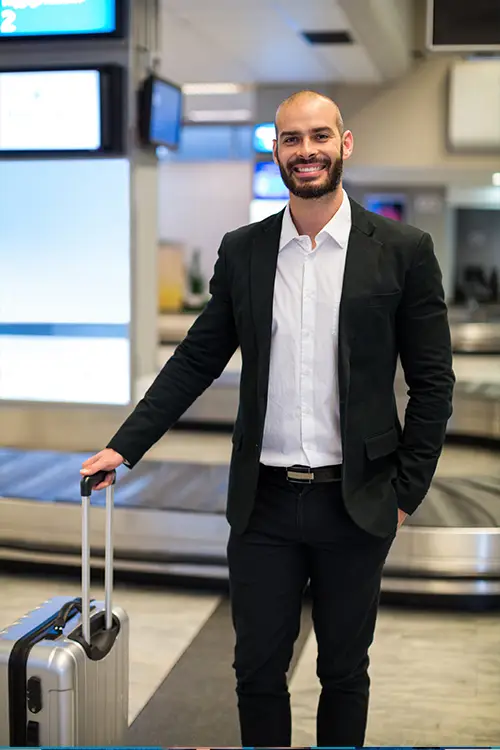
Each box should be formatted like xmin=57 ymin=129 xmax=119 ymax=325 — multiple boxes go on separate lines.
xmin=155 ymin=2 xmax=499 ymax=189
xmin=158 ymin=0 xmax=389 ymax=86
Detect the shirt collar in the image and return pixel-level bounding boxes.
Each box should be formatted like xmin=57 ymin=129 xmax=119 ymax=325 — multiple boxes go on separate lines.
xmin=279 ymin=188 xmax=352 ymax=253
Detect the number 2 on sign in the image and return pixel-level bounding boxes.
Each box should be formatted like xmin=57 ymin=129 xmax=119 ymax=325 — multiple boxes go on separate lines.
xmin=1 ymin=10 xmax=17 ymax=34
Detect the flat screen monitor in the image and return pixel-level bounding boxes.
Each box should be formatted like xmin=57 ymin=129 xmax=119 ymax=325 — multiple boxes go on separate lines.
xmin=253 ymin=161 xmax=289 ymax=200
xmin=0 ymin=0 xmax=125 ymax=40
xmin=0 ymin=65 xmax=125 ymax=156
xmin=427 ymin=0 xmax=500 ymax=51
xmin=139 ymin=74 xmax=182 ymax=150
xmin=365 ymin=194 xmax=406 ymax=222
xmin=253 ymin=122 xmax=275 ymax=153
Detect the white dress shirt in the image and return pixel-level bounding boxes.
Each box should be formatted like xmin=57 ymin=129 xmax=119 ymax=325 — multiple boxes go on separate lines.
xmin=260 ymin=189 xmax=352 ymax=468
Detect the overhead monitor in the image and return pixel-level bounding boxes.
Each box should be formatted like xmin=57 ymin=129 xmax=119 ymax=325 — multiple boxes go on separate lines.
xmin=365 ymin=194 xmax=406 ymax=222
xmin=427 ymin=0 xmax=500 ymax=51
xmin=253 ymin=161 xmax=289 ymax=201
xmin=253 ymin=122 xmax=275 ymax=153
xmin=0 ymin=0 xmax=125 ymax=40
xmin=139 ymin=74 xmax=183 ymax=150
xmin=0 ymin=65 xmax=125 ymax=156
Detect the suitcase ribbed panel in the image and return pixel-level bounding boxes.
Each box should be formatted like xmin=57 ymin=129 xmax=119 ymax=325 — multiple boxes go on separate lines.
xmin=78 ymin=607 xmax=129 ymax=744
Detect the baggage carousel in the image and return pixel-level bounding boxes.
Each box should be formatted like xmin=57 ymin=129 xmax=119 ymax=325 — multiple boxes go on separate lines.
xmin=0 ymin=445 xmax=499 ymax=599
xmin=0 ymin=313 xmax=499 ymax=601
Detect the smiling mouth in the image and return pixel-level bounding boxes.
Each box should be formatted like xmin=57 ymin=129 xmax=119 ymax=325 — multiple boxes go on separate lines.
xmin=293 ymin=164 xmax=327 ymax=175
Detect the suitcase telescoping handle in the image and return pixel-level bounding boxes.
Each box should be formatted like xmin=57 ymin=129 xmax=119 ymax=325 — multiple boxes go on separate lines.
xmin=80 ymin=471 xmax=116 ymax=646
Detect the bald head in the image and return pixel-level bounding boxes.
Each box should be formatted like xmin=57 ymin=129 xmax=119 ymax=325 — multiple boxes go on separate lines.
xmin=274 ymin=90 xmax=344 ymax=138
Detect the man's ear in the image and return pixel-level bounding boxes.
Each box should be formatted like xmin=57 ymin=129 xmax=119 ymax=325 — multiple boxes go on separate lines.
xmin=272 ymin=140 xmax=279 ymax=166
xmin=342 ymin=130 xmax=354 ymax=161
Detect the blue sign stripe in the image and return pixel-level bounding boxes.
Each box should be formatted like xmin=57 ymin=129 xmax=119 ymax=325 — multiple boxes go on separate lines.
xmin=0 ymin=323 xmax=129 ymax=338
xmin=0 ymin=0 xmax=116 ymax=37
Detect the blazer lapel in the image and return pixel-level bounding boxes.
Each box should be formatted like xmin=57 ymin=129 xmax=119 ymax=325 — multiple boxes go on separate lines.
xmin=250 ymin=209 xmax=284 ymax=404
xmin=338 ymin=199 xmax=380 ymax=433
xmin=341 ymin=198 xmax=382 ymax=298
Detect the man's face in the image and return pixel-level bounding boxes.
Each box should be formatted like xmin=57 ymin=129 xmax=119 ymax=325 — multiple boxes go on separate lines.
xmin=273 ymin=98 xmax=352 ymax=200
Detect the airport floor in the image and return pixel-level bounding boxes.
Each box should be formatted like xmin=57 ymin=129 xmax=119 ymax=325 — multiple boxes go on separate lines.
xmin=2 ymin=566 xmax=499 ymax=746
xmin=1 ymin=438 xmax=500 ymax=747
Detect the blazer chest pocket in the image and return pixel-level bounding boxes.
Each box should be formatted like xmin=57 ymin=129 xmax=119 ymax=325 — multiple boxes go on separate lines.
xmin=345 ymin=291 xmax=401 ymax=348
xmin=365 ymin=426 xmax=399 ymax=461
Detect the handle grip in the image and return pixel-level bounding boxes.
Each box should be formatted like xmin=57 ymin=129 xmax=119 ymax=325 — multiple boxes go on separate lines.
xmin=54 ymin=598 xmax=82 ymax=632
xmin=80 ymin=470 xmax=116 ymax=497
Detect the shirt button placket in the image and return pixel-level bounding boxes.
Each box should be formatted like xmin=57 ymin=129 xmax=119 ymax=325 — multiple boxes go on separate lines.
xmin=301 ymin=245 xmax=316 ymax=463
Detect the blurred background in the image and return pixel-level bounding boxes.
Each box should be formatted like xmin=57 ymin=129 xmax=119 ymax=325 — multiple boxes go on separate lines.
xmin=0 ymin=0 xmax=499 ymax=746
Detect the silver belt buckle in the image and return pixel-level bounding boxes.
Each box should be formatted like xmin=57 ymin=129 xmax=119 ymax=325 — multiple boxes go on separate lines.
xmin=287 ymin=466 xmax=314 ymax=483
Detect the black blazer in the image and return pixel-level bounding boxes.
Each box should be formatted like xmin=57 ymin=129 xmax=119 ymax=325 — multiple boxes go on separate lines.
xmin=108 ymin=197 xmax=455 ymax=538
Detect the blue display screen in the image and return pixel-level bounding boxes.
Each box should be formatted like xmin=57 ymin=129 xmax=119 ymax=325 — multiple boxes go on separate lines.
xmin=365 ymin=195 xmax=406 ymax=222
xmin=253 ymin=122 xmax=275 ymax=153
xmin=149 ymin=78 xmax=182 ymax=148
xmin=253 ymin=161 xmax=289 ymax=200
xmin=0 ymin=0 xmax=117 ymax=38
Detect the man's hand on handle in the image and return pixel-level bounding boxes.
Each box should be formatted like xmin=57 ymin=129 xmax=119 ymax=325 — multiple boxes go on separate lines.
xmin=80 ymin=449 xmax=124 ymax=490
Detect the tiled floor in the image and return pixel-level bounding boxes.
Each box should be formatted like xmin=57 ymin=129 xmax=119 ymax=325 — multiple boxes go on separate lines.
xmin=289 ymin=606 xmax=500 ymax=746
xmin=2 ymin=569 xmax=499 ymax=745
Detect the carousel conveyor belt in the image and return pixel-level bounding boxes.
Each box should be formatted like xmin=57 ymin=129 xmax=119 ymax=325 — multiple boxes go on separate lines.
xmin=450 ymin=322 xmax=500 ymax=354
xmin=1 ymin=446 xmax=499 ymax=598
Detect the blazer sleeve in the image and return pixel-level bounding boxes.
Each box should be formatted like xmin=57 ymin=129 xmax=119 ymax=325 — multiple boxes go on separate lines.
xmin=106 ymin=234 xmax=239 ymax=468
xmin=393 ymin=231 xmax=455 ymax=515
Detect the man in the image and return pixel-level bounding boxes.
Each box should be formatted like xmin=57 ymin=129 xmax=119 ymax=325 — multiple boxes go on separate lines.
xmin=81 ymin=91 xmax=455 ymax=747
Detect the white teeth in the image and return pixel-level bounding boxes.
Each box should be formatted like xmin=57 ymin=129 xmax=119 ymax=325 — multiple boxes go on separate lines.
xmin=296 ymin=166 xmax=323 ymax=173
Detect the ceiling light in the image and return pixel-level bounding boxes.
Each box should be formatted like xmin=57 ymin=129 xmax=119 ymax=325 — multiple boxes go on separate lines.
xmin=182 ymin=83 xmax=244 ymax=95
xmin=493 ymin=173 xmax=500 ymax=186
xmin=188 ymin=109 xmax=252 ymax=122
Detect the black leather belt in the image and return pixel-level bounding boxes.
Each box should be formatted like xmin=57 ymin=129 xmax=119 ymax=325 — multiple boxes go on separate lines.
xmin=260 ymin=463 xmax=342 ymax=484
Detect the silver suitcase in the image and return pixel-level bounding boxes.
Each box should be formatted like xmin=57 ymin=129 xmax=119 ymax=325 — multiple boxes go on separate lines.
xmin=0 ymin=471 xmax=129 ymax=746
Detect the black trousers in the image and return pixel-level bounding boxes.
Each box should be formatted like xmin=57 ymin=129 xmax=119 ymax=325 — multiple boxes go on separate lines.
xmin=227 ymin=466 xmax=395 ymax=748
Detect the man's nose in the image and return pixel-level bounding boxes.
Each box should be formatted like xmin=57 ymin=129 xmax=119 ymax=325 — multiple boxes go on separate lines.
xmin=297 ymin=139 xmax=317 ymax=159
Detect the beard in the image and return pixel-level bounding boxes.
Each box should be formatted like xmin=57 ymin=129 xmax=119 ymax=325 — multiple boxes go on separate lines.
xmin=277 ymin=144 xmax=343 ymax=199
